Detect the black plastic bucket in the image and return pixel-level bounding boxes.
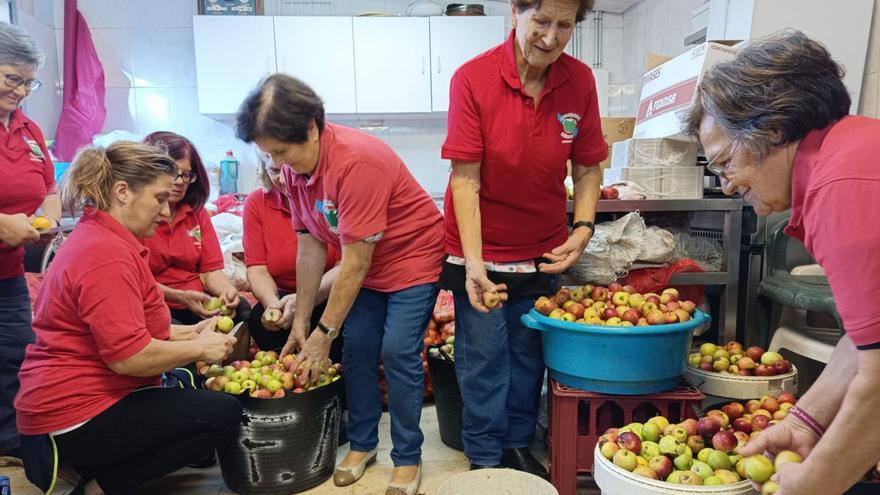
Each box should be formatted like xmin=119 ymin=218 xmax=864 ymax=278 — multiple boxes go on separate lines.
xmin=427 ymin=348 xmax=464 ymax=451
xmin=218 ymin=377 xmax=344 ymax=495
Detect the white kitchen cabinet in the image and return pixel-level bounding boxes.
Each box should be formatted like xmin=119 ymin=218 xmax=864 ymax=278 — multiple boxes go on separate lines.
xmin=193 ymin=16 xmax=276 ymax=115
xmin=353 ymin=17 xmax=432 ymax=113
xmin=274 ymin=17 xmax=357 ymax=114
xmin=429 ymin=16 xmax=505 ymax=112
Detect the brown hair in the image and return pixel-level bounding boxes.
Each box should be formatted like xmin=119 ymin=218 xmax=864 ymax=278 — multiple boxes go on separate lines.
xmin=684 ymin=30 xmax=850 ymax=160
xmin=143 ymin=131 xmax=210 ymax=210
xmin=62 ymin=141 xmax=177 ymax=211
xmin=236 ymin=73 xmax=325 ymax=144
xmin=512 ymin=0 xmax=595 ymax=23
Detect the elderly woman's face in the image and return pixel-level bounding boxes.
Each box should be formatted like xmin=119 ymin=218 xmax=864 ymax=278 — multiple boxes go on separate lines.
xmin=699 ymin=115 xmax=793 ymax=216
xmin=0 ymin=64 xmax=37 ymax=117
xmin=513 ymin=0 xmax=579 ymax=71
xmin=119 ymin=174 xmax=174 ymax=238
xmin=255 ymin=121 xmax=321 ymax=177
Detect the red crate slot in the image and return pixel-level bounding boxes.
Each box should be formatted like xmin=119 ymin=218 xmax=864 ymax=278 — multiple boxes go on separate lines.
xmin=547 ymin=378 xmax=705 ymax=495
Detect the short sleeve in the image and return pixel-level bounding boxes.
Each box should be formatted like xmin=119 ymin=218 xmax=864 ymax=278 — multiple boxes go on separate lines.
xmin=77 ymin=262 xmax=154 ymax=364
xmin=570 ymin=69 xmax=609 ymax=166
xmin=243 ymin=192 xmax=267 ymax=267
xmin=196 ymin=209 xmax=225 ymax=273
xmin=334 ymin=162 xmax=392 ymax=245
xmin=282 ymin=168 xmax=307 ymax=231
xmin=804 ymin=179 xmax=880 ymax=346
xmin=441 ymin=70 xmax=484 ymax=163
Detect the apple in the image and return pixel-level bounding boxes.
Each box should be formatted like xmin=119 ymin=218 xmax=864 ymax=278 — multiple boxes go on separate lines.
xmin=648 ymin=455 xmax=673 ymax=479
xmin=658 ymin=436 xmax=680 ymax=456
xmin=645 ymin=309 xmax=666 ymax=325
xmin=534 ymin=297 xmax=558 ymax=316
xmin=612 ymin=449 xmax=638 ymax=472
xmin=706 ymin=410 xmax=730 ymax=429
xmin=666 ymin=471 xmax=682 ymax=484
xmin=691 ymin=460 xmax=713 ymax=481
xmin=697 ymin=417 xmax=721 ymax=438
xmin=662 ymin=287 xmax=679 ymax=298
xmin=713 ymin=357 xmax=730 ymax=372
xmin=738 ymin=368 xmax=754 ymax=376
xmin=699 ymin=342 xmax=718 ymax=356
xmin=668 ymin=425 xmax=688 ymax=443
xmin=745 ymin=400 xmax=762 ymax=414
xmin=607 ymin=282 xmax=623 ymax=293
xmin=666 ymin=301 xmax=681 ymax=311
xmin=591 ymin=287 xmax=609 ymax=302
xmin=548 ymin=308 xmax=566 ymax=320
xmin=603 ymin=307 xmax=618 ymax=320
xmin=712 ymin=430 xmax=737 ymax=453
xmin=641 ymin=441 xmax=661 ymax=459
xmin=686 ymin=435 xmax=705 ymax=453
xmin=773 ymin=359 xmax=792 ymax=374
xmin=482 ymin=291 xmax=501 ymax=309
xmin=673 ymin=309 xmax=691 ymax=322
xmin=568 ymin=287 xmax=584 ymax=302
xmin=647 ymin=416 xmax=669 ymax=431
xmin=733 ymin=418 xmax=753 ymax=434
xmin=751 ymin=415 xmax=771 ymax=431
xmin=628 ymin=293 xmax=645 ymax=308
xmin=755 ymin=364 xmax=776 ymax=376
xmin=744 ymin=454 xmax=775 ymax=483
xmin=567 ymin=302 xmax=586 ymax=319
xmin=615 ymin=305 xmax=629 ymax=317
xmin=600 ymin=441 xmax=619 ymax=460
xmin=726 ymin=341 xmax=744 ymax=354
xmin=677 ymin=471 xmax=702 ymax=485
xmin=762 ymin=481 xmax=780 ymax=495
xmin=663 ymin=312 xmax=679 ymax=324
xmin=204 ymin=297 xmax=223 ymax=311
xmin=774 ymin=450 xmax=803 ymax=469
xmin=713 ymin=348 xmax=731 ymax=360
xmin=736 ymin=356 xmax=757 ymax=370
xmin=746 ymin=346 xmax=765 ymax=362
xmin=621 ymin=308 xmax=641 ymax=325
xmin=777 ymin=392 xmax=797 ymax=405
xmin=217 ymin=316 xmax=234 ymax=333
xmin=679 ymin=418 xmax=699 ymax=437
xmin=762 ymin=397 xmax=780 ymax=414
xmin=722 ymin=402 xmax=745 ymax=421
xmin=673 ymin=448 xmax=693 ymax=471
xmin=715 ymin=469 xmax=741 ymax=484
xmin=707 ymin=449 xmax=732 ymax=470
xmin=733 ymin=431 xmax=750 ymax=449
xmin=611 ymin=291 xmax=630 ymax=306
xmin=688 ymin=352 xmax=702 ymax=368
xmin=560 ymin=312 xmax=576 ymax=322
xmin=641 ymin=422 xmax=661 ymax=442
xmin=633 ymin=465 xmax=658 ymax=479
xmin=760 ymin=351 xmax=784 ymax=366
xmin=640 ymin=302 xmax=659 ymax=314
xmin=637 ymin=318 xmax=649 ymax=326
xmin=617 ymin=431 xmax=642 ymax=453
xmin=605 ymin=316 xmax=622 ymax=326
xmin=224 ymin=381 xmax=242 ymax=394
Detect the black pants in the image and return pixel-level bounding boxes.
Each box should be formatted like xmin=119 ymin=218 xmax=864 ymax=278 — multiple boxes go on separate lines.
xmin=169 ymin=297 xmax=252 ymax=326
xmin=0 ymin=276 xmax=34 ymax=451
xmin=249 ymin=294 xmax=343 ymax=363
xmin=53 ymin=387 xmax=241 ymax=494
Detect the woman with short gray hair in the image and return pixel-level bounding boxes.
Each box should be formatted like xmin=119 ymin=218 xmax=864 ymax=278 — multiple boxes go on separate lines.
xmin=0 ymin=22 xmax=59 ymax=460
xmin=685 ymin=30 xmax=880 ymax=495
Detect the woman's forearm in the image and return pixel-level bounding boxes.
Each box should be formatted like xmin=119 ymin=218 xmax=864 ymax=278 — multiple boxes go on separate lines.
xmin=247 ymin=265 xmax=281 ymax=308
xmin=159 ymin=283 xmax=185 ymax=304
xmin=291 ymin=234 xmax=329 ymax=330
xmin=108 ymin=338 xmax=204 ymax=377
xmin=450 ymin=162 xmax=484 ymax=266
xmin=316 ymin=265 xmax=341 ymax=304
xmin=37 ymin=193 xmax=62 ymax=224
xmin=319 ymin=243 xmax=373 ymax=329
xmin=201 ymin=269 xmax=235 ymax=296
xmin=791 ymin=335 xmax=859 ymax=428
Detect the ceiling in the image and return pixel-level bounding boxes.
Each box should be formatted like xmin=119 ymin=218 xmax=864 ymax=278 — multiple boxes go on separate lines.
xmin=592 ymin=0 xmax=642 ymax=14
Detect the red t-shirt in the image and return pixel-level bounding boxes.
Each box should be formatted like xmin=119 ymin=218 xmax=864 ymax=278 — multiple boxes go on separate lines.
xmin=0 ymin=110 xmax=55 ymax=280
xmin=283 ymin=123 xmax=445 ymax=292
xmin=786 ymin=115 xmax=880 ymax=347
xmin=142 ymin=203 xmax=225 ymax=308
xmin=441 ymin=31 xmax=608 ymax=262
xmin=243 ymin=188 xmax=339 ymax=292
xmin=16 ymin=209 xmax=170 ymax=435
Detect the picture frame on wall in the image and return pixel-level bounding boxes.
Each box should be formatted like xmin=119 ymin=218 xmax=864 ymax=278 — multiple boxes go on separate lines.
xmin=197 ymin=0 xmax=264 ymax=16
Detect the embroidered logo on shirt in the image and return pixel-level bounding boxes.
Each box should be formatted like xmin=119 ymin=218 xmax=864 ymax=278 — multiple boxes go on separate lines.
xmin=315 ymin=199 xmax=339 ymax=234
xmin=188 ymin=226 xmax=203 ymax=249
xmin=557 ymin=112 xmax=581 ymax=143
xmin=24 ymin=137 xmax=45 ymax=162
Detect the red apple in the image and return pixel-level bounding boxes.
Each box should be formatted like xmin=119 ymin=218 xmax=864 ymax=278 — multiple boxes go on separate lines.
xmin=603 ymin=308 xmax=618 ymax=320
xmin=679 ymin=419 xmax=699 ymax=437
xmin=699 ymin=360 xmax=714 ymax=371
xmin=680 ymin=300 xmax=696 ymax=313
xmin=591 ymin=287 xmax=609 ymax=302
xmin=649 ymin=455 xmax=673 ymax=479
xmin=733 ymin=417 xmax=753 ymax=434
xmin=534 ymin=297 xmax=558 ymax=316
xmin=722 ymin=402 xmax=745 ymax=421
xmin=621 ymin=308 xmax=641 ymax=325
xmin=608 ymin=282 xmax=624 ymax=294
xmin=738 ymin=368 xmax=754 ymax=376
xmin=745 ymin=400 xmax=762 ymax=414
xmin=568 ymin=302 xmax=586 ymax=319
xmin=663 ymin=312 xmax=679 ymax=324
xmin=697 ymin=417 xmax=721 ymax=438
xmin=777 ymin=392 xmax=797 ymax=405
xmin=686 ymin=435 xmax=706 ymax=453
xmin=746 ymin=346 xmax=765 ymax=362
xmin=712 ymin=430 xmax=737 ymax=453
xmin=773 ymin=360 xmax=792 ymax=375
xmin=706 ymin=409 xmax=730 ymax=429
xmin=726 ymin=341 xmax=744 ymax=354
xmin=762 ymin=397 xmax=780 ymax=414
xmin=601 ymin=186 xmax=619 ymax=200
xmin=751 ymin=415 xmax=771 ymax=431
xmin=645 ymin=294 xmax=661 ymax=305
xmin=617 ymin=431 xmax=642 ymax=453
xmin=755 ymin=364 xmax=776 ymax=377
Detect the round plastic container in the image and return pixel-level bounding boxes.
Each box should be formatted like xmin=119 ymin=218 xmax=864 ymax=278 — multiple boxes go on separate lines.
xmin=521 ymin=309 xmax=710 ymax=395
xmin=426 ymin=347 xmax=464 ymax=451
xmin=593 ymin=445 xmax=757 ymax=495
xmin=684 ymin=366 xmax=798 ymax=400
xmin=437 ymin=468 xmax=558 ymax=495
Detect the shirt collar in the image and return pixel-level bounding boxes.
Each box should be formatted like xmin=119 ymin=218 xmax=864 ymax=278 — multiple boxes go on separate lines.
xmin=785 ymin=118 xmax=841 ymax=236
xmin=265 ymin=188 xmax=290 ymax=213
xmin=6 ymin=110 xmax=30 ymax=133
xmin=500 ymin=30 xmax=571 ymax=95
xmin=82 ymin=207 xmax=150 ymax=258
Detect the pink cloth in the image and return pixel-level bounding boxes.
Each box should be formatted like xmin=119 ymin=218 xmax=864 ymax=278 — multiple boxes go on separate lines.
xmin=54 ymin=0 xmax=106 ymax=161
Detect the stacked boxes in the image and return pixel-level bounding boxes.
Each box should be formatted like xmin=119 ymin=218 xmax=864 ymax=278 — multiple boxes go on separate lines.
xmin=604 ymin=137 xmax=703 ymax=199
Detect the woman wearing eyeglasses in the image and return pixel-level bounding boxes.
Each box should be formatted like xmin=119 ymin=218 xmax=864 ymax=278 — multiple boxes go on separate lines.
xmin=0 ymin=23 xmax=59 ymax=460
xmin=685 ymin=30 xmax=880 ymax=495
xmin=141 ymin=132 xmax=249 ymax=327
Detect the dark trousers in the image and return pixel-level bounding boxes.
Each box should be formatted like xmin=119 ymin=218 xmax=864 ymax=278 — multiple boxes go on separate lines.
xmin=54 ymin=387 xmax=241 ymax=494
xmin=169 ymin=297 xmax=252 ymax=326
xmin=249 ymin=294 xmax=343 ymax=363
xmin=0 ymin=276 xmax=35 ymax=451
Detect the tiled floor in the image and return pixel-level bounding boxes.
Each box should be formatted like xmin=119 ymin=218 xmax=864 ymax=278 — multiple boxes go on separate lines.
xmin=1 ymin=406 xmax=600 ymax=494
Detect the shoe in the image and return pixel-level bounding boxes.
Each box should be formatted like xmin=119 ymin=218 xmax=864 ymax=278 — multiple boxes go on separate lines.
xmin=385 ymin=463 xmax=421 ymax=495
xmin=188 ymin=451 xmax=217 ymax=468
xmin=501 ymin=447 xmax=548 ymax=479
xmin=333 ymin=447 xmax=378 ymax=487
xmin=469 ymin=463 xmax=502 ymax=470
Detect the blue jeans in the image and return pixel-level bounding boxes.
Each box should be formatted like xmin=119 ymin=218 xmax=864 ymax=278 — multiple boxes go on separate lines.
xmin=343 ymin=283 xmax=438 ymax=466
xmin=0 ymin=276 xmax=35 ymax=451
xmin=453 ymin=294 xmax=544 ymax=465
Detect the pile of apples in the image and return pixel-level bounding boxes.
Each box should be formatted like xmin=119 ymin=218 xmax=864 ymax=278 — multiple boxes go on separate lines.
xmin=709 ymin=392 xmax=798 ymax=439
xmin=689 ymin=342 xmax=793 ymax=377
xmin=423 ymin=290 xmax=455 ymax=347
xmin=534 ymin=283 xmax=697 ymax=326
xmin=428 ymin=335 xmax=455 ymax=362
xmin=598 ymin=414 xmax=750 ymax=486
xmin=197 ymin=350 xmax=342 ymax=399
xmin=741 ymin=451 xmax=803 ymax=494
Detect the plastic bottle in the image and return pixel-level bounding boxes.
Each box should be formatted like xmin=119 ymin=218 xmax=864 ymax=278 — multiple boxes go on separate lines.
xmin=219 ymin=150 xmax=239 ymax=195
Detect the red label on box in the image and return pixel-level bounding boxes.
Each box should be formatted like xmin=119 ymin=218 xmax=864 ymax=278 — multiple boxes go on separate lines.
xmin=635 ymin=76 xmax=699 ymax=124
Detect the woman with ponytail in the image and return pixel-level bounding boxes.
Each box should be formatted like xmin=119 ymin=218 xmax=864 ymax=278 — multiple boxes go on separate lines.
xmin=14 ymin=141 xmax=241 ymax=495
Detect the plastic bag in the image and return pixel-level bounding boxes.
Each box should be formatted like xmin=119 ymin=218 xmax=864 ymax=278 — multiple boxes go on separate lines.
xmin=210 ymin=213 xmax=248 ymax=290
xmin=568 ymin=212 xmax=646 ymax=284
xmin=639 ymin=226 xmax=676 ymax=263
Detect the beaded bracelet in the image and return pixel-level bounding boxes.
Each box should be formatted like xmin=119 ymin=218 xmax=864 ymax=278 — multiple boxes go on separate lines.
xmin=790 ymin=406 xmax=826 ymax=438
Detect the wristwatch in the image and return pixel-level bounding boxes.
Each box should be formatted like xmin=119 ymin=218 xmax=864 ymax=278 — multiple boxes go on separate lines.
xmin=316 ymin=321 xmax=340 ymax=339
xmin=572 ymin=220 xmax=595 ymax=234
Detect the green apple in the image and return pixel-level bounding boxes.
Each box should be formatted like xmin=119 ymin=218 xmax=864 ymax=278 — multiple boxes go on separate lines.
xmin=625 ymin=422 xmax=644 ymax=439
xmin=774 ymin=450 xmax=803 ymax=469
xmin=204 ymin=297 xmax=223 ymax=311
xmin=640 ymin=441 xmax=660 ymax=459
xmin=715 ymin=469 xmax=741 ymax=484
xmin=703 ymin=476 xmax=723 ymax=485
xmin=697 ymin=447 xmax=714 ymax=464
xmin=223 ymin=381 xmax=242 ymax=394
xmin=707 ymin=449 xmax=732 ymax=470
xmin=600 ymin=441 xmax=619 ymax=460
xmin=647 ymin=416 xmax=669 ymax=431
xmin=744 ymin=454 xmax=776 ymax=483
xmin=691 ymin=460 xmax=713 ymax=480
xmin=641 ymin=422 xmax=661 ymax=442
xmin=677 ymin=471 xmax=703 ymax=485
xmin=666 ymin=471 xmax=682 ymax=484
xmin=688 ymin=352 xmax=702 ymax=367
xmin=223 ymin=365 xmax=235 ymax=378
xmin=659 ymin=436 xmax=679 ymax=456
xmin=760 ymin=351 xmax=784 ymax=366
xmin=612 ymin=449 xmax=638 ymax=472
xmin=674 ymin=448 xmax=693 ymax=471
xmin=762 ymin=480 xmax=780 ymax=495
xmin=699 ymin=342 xmax=718 ymax=356
xmin=217 ymin=316 xmax=234 ymax=333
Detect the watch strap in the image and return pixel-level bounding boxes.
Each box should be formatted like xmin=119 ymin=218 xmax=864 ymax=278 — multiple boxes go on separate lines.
xmin=317 ymin=321 xmax=338 ymax=338
xmin=572 ymin=220 xmax=595 ymax=233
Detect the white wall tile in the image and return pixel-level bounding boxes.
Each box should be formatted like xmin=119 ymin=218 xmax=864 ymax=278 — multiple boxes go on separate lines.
xmin=18 ymin=10 xmax=61 ymax=138
xmin=77 ymin=0 xmax=128 ymax=28
xmin=52 ymin=0 xmax=63 ymax=29
xmin=101 ymin=87 xmax=137 ymax=133
xmin=134 ymin=86 xmax=213 ymax=141
xmin=88 ymin=29 xmax=134 ymax=88
xmin=130 ymin=28 xmax=196 ymax=88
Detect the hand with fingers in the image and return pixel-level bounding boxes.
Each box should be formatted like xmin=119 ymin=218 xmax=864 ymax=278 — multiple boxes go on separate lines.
xmin=464 ymin=263 xmax=507 ymax=313
xmin=181 ymin=290 xmax=220 ymax=319
xmin=288 ymin=328 xmax=333 ymax=385
xmin=539 ymin=231 xmax=591 ymax=274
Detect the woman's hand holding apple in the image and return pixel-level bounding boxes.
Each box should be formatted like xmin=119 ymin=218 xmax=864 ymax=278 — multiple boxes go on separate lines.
xmin=264 ymin=293 xmax=296 ymax=331
xmin=739 ymin=415 xmax=821 ymax=493
xmin=464 ymin=263 xmax=507 ymax=313
xmin=181 ymin=290 xmax=219 ymax=318
xmin=197 ymin=325 xmax=236 ymax=364
xmin=289 ymin=329 xmax=332 ymax=385
xmin=219 ymin=287 xmax=240 ymax=312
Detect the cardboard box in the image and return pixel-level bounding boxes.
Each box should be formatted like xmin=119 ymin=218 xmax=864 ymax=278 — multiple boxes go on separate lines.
xmin=634 ymin=41 xmax=738 ymax=139
xmin=600 ymin=117 xmax=635 ymax=169
xmin=603 ymin=166 xmax=704 ymax=200
xmin=198 ymin=0 xmax=263 ymax=15
xmin=610 ymin=137 xmax=698 ymax=169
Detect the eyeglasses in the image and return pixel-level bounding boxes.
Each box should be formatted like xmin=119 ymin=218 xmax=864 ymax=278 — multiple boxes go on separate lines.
xmin=705 ymin=140 xmax=737 ymax=179
xmin=1 ymin=72 xmax=42 ymax=93
xmin=174 ymin=171 xmax=197 ymax=184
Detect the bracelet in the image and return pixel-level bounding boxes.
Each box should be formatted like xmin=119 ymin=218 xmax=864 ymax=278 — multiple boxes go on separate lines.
xmin=572 ymin=220 xmax=595 ymax=234
xmin=790 ymin=406 xmax=826 ymax=438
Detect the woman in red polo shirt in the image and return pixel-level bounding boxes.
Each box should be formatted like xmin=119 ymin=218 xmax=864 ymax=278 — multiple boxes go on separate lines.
xmin=685 ymin=31 xmax=880 ymax=495
xmin=244 ymin=153 xmax=340 ymax=352
xmin=0 ymin=23 xmax=60 ymax=459
xmin=15 ymin=141 xmax=239 ymax=494
xmin=441 ymin=0 xmax=606 ymax=476
xmin=142 ymin=132 xmax=249 ymax=325
xmin=237 ymin=74 xmax=444 ymax=495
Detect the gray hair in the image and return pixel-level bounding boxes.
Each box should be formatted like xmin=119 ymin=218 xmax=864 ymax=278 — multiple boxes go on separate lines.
xmin=0 ymin=22 xmax=44 ymax=67
xmin=684 ymin=29 xmax=850 ymax=161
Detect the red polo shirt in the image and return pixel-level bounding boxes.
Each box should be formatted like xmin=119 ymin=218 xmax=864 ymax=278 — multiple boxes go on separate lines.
xmin=243 ymin=188 xmax=339 ymax=292
xmin=786 ymin=115 xmax=880 ymax=347
xmin=441 ymin=31 xmax=608 ymax=262
xmin=283 ymin=123 xmax=445 ymax=292
xmin=0 ymin=110 xmax=55 ymax=280
xmin=16 ymin=209 xmax=170 ymax=434
xmin=142 ymin=204 xmax=225 ymax=308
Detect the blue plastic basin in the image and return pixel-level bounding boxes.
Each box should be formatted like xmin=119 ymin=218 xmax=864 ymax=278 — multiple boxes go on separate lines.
xmin=521 ymin=309 xmax=710 ymax=395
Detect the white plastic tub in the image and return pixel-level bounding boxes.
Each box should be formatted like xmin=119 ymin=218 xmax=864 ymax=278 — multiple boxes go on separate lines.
xmin=684 ymin=366 xmax=798 ymax=400
xmin=437 ymin=468 xmax=558 ymax=495
xmin=593 ymin=445 xmax=757 ymax=495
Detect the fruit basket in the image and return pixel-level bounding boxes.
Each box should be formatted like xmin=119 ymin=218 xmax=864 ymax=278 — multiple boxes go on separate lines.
xmin=684 ymin=366 xmax=797 ymax=400
xmin=426 ymin=343 xmax=464 ymax=451
xmin=593 ymin=443 xmax=757 ymax=495
xmin=521 ymin=309 xmax=710 ymax=394
xmin=685 ymin=343 xmax=798 ymax=400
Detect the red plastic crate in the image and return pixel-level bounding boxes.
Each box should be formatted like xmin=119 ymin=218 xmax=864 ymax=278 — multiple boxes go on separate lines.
xmin=547 ymin=378 xmax=705 ymax=495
